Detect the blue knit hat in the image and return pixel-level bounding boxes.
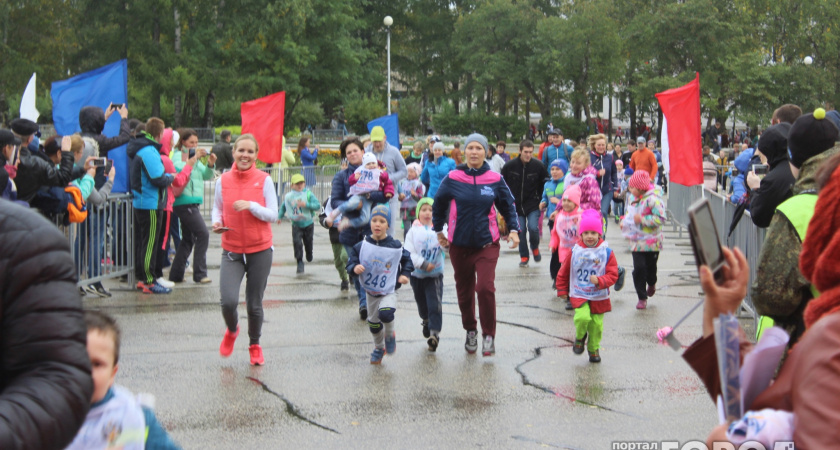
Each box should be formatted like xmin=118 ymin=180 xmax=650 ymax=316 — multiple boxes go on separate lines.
xmin=550 ymin=159 xmax=569 ymax=174
xmin=370 ymin=204 xmax=391 ymax=224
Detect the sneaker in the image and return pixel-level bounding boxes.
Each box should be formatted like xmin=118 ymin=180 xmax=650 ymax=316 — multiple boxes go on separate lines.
xmin=421 ymin=320 xmax=430 ymax=338
xmin=296 ymin=260 xmax=304 ymax=274
xmin=220 ymin=326 xmax=239 ymax=357
xmin=565 ymin=299 xmax=574 ymax=311
xmin=647 ymin=284 xmax=656 ymax=297
xmin=156 ymin=277 xmax=175 ymax=288
xmin=615 ymin=267 xmax=626 ymax=292
xmin=79 ymin=286 xmax=87 ymax=296
xmin=306 ymin=252 xmax=313 ymax=263
xmin=149 ymin=282 xmax=172 ymax=294
xmin=359 ymin=307 xmax=368 ymax=321
xmin=249 ymin=344 xmax=265 ymax=366
xmin=370 ymin=348 xmax=385 ymax=364
xmin=636 ymin=299 xmax=647 ymax=310
xmin=532 ymin=248 xmax=541 ymax=262
xmin=464 ymin=330 xmax=478 ymax=354
xmin=614 ymin=216 xmax=620 ymax=224
xmin=573 ymin=337 xmax=586 ymax=355
xmin=135 ymin=281 xmax=153 ymax=294
xmin=589 ymin=349 xmax=601 ymax=363
xmin=340 ymin=280 xmax=350 ymax=291
xmin=519 ymin=257 xmax=529 ymax=267
xmin=427 ymin=334 xmax=439 ymax=352
xmin=482 ymin=335 xmax=495 ymax=356
xmin=88 ymin=282 xmax=112 ymax=298
xmin=385 ymin=332 xmax=396 ymax=355
xmin=196 ymin=277 xmax=212 ymax=284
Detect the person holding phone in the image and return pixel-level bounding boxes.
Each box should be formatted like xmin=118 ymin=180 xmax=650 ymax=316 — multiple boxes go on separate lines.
xmin=212 ymin=134 xmax=277 ymax=366
xmin=620 ymin=170 xmax=666 ymax=310
xmin=0 ymin=130 xmax=26 ymax=205
xmin=169 ymin=128 xmax=216 ymax=284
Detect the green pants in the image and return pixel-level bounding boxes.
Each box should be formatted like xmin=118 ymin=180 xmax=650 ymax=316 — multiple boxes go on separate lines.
xmin=574 ymin=302 xmax=604 ymax=352
xmin=332 ymin=243 xmax=349 ymax=282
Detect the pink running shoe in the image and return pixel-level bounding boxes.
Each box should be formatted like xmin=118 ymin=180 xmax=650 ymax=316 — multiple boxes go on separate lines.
xmin=249 ymin=344 xmax=265 ymax=366
xmin=220 ymin=326 xmax=239 ymax=357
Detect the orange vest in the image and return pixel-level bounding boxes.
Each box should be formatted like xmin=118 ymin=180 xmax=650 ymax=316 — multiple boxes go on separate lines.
xmin=220 ymin=165 xmax=273 ymax=254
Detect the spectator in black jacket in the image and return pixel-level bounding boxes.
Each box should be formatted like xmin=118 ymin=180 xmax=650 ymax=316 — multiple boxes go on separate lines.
xmin=211 ymin=130 xmax=234 ymax=171
xmin=501 ymin=140 xmax=548 ymax=267
xmin=0 ymin=199 xmax=94 ymax=449
xmin=12 ymin=122 xmax=82 ymax=204
xmin=747 ymin=123 xmax=795 ymax=228
xmin=79 ymin=104 xmax=131 ymax=188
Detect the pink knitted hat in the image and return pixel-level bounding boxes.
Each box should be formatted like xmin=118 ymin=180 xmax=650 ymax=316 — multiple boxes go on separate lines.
xmin=562 ymin=184 xmax=582 ymax=206
xmin=629 ymin=170 xmax=652 ymax=191
xmin=579 ymin=209 xmax=603 ymax=235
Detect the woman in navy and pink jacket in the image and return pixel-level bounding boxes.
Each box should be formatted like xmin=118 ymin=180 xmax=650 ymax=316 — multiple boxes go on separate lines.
xmin=432 ymin=133 xmax=520 ymax=358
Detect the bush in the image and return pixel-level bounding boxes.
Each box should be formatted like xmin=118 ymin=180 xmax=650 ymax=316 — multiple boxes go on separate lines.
xmin=396 ymin=97 xmax=422 ymax=136
xmin=345 ymin=95 xmax=386 ymax=135
xmin=289 ymin=100 xmax=325 ymax=131
xmin=540 ymin=116 xmax=588 ymax=141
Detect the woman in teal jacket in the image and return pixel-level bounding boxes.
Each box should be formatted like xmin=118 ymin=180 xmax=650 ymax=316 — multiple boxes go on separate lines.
xmin=169 ymin=128 xmax=217 ymax=283
xmin=420 ymin=142 xmax=456 ymax=198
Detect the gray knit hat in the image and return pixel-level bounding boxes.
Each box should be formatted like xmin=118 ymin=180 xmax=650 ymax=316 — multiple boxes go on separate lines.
xmin=464 ymin=133 xmax=489 ymax=152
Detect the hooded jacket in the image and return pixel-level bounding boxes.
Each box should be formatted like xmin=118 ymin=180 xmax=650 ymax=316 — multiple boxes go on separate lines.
xmin=730 ymin=148 xmax=755 ymax=205
xmin=590 ymin=150 xmax=618 ymax=196
xmin=750 ymin=123 xmax=796 ymax=228
xmin=79 ymin=106 xmax=131 ymax=189
xmin=0 ymin=199 xmax=93 ymax=449
xmin=432 ymin=162 xmax=520 ymax=248
xmin=127 ymin=133 xmax=173 ymax=210
xmin=420 ymin=154 xmax=456 ymax=198
xmin=500 ymin=156 xmax=549 ymax=216
xmin=330 ymin=162 xmax=388 ymax=247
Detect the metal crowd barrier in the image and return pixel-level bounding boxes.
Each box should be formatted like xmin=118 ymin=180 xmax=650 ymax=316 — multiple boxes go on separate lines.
xmin=667 ymin=183 xmax=765 ymax=323
xmin=56 ymin=193 xmax=135 ymax=287
xmin=200 ymin=165 xmax=343 ymax=221
xmin=194 ymin=127 xmax=216 ymax=143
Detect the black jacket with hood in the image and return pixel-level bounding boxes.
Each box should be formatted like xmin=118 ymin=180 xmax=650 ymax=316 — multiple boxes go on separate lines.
xmin=79 ymin=106 xmax=131 ymax=188
xmin=0 ymin=199 xmax=93 ymax=449
xmin=13 ymin=146 xmax=83 ymax=204
xmin=749 ymin=123 xmax=796 ymax=228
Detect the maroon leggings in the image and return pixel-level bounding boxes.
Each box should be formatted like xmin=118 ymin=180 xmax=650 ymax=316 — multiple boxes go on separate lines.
xmin=449 ymin=241 xmax=500 ymax=337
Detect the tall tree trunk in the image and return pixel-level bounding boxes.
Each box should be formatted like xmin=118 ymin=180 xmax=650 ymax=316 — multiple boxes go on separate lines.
xmin=608 ymin=92 xmax=613 ymax=142
xmin=512 ymin=88 xmax=518 ymax=118
xmin=203 ymin=90 xmax=215 ymax=128
xmin=453 ymin=81 xmax=460 ymax=115
xmin=173 ymin=6 xmax=182 ymax=128
xmin=190 ymin=91 xmax=200 ymax=126
xmin=656 ymin=106 xmax=664 ymax=144
xmin=499 ymin=84 xmax=507 ymax=116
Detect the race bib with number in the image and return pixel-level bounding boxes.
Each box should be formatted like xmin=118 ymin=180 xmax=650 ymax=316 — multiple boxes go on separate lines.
xmin=569 ymin=243 xmax=610 ymax=301
xmin=349 ymin=168 xmax=382 ymax=195
xmin=554 ymin=210 xmax=581 ymax=250
xmin=359 ymin=240 xmax=403 ymax=296
xmin=411 ymin=224 xmax=444 ymax=277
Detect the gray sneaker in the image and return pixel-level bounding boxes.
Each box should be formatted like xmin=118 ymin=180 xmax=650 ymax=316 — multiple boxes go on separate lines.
xmin=482 ymin=335 xmax=495 ymax=357
xmin=464 ymin=330 xmax=478 ymax=354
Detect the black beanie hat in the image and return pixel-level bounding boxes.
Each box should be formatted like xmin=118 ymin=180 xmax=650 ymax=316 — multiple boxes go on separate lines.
xmin=789 ymin=108 xmax=840 ymax=168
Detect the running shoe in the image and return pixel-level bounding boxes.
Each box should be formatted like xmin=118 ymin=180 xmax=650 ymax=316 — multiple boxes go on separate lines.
xmin=156 ymin=277 xmax=175 ymax=288
xmin=87 ymin=282 xmax=112 ymax=298
xmin=421 ymin=320 xmax=430 ymax=338
xmin=615 ymin=267 xmax=626 ymax=291
xmin=340 ymin=280 xmax=350 ymax=291
xmin=519 ymin=257 xmax=529 ymax=267
xmin=370 ymin=348 xmax=385 ymax=365
xmin=465 ymin=330 xmax=478 ymax=354
xmin=482 ymin=335 xmax=495 ymax=356
xmin=647 ymin=284 xmax=656 ymax=297
xmin=220 ymin=326 xmax=239 ymax=357
xmin=589 ymin=349 xmax=601 ymax=363
xmin=149 ymin=281 xmax=172 ymax=294
xmin=636 ymin=299 xmax=647 ymax=310
xmin=532 ymin=248 xmax=541 ymax=262
xmin=427 ymin=334 xmax=439 ymax=352
xmin=249 ymin=344 xmax=265 ymax=366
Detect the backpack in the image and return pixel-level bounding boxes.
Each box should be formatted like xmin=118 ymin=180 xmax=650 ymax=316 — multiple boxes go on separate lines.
xmin=30 ymin=185 xmax=88 ymax=225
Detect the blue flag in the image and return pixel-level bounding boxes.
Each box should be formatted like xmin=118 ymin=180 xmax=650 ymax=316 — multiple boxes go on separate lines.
xmin=367 ymin=114 xmax=400 ymax=150
xmin=52 ymin=60 xmax=130 ymax=192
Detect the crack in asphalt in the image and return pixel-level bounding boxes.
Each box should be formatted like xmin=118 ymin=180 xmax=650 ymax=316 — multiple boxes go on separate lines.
xmin=510 ymin=435 xmax=585 ymax=449
xmin=246 ymin=376 xmax=340 ymax=434
xmin=513 ymin=347 xmax=641 ymax=419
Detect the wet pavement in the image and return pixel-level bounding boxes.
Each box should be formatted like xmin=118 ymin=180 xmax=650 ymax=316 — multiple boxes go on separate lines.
xmin=84 ymin=218 xmax=726 ymax=449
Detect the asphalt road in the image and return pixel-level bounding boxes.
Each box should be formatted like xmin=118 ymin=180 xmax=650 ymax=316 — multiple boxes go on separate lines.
xmin=83 ymin=216 xmax=724 ymax=449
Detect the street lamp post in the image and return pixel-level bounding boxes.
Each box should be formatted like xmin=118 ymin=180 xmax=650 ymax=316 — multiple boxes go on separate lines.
xmin=384 ymin=15 xmax=393 ymax=115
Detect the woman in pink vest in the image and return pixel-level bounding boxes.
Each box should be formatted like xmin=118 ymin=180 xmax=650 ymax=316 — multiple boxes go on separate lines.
xmin=211 ymin=134 xmax=278 ymax=366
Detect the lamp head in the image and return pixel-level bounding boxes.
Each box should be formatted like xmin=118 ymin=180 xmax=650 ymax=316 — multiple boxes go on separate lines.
xmin=384 ymin=16 xmax=393 ymax=27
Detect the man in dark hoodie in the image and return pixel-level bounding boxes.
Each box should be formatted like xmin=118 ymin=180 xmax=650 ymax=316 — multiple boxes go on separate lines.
xmin=78 ymin=104 xmax=131 ymax=188
xmin=127 ymin=117 xmax=174 ymax=294
xmin=746 ymin=123 xmax=795 ymax=228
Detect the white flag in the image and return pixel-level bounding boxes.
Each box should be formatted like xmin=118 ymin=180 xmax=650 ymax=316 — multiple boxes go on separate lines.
xmin=20 ymin=73 xmax=39 ymax=122
xmin=660 ymin=116 xmax=670 ymax=174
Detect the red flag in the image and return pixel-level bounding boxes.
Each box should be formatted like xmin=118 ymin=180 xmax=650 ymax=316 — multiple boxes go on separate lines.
xmin=656 ymin=73 xmax=703 ymax=186
xmin=241 ymin=91 xmax=285 ymax=164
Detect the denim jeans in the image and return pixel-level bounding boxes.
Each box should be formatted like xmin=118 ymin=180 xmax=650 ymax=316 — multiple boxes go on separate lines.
xmin=600 ymin=194 xmax=612 ymax=232
xmin=517 ymin=209 xmax=541 ymax=258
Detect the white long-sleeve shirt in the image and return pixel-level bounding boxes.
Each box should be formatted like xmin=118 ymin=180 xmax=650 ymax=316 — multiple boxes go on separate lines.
xmin=211 ymin=175 xmax=278 ymax=225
